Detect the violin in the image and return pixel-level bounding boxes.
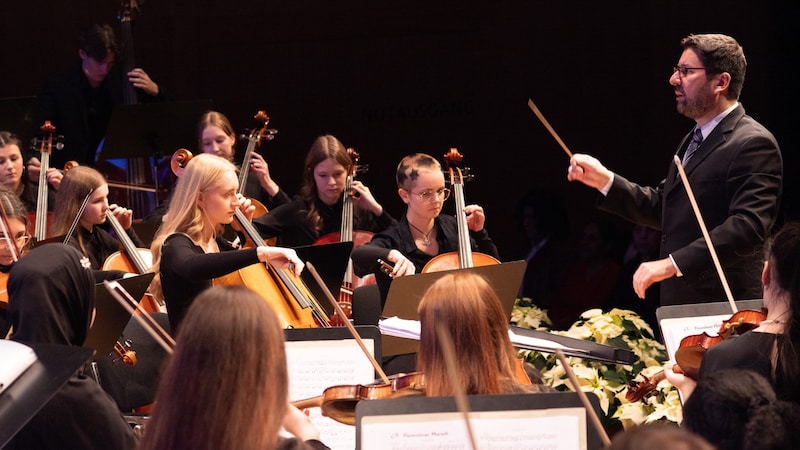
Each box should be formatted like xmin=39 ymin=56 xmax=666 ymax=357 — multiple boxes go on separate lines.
xmin=626 ymin=308 xmax=767 ymax=402
xmin=313 ymin=147 xmax=376 ymax=325
xmin=292 ymin=372 xmax=426 ymax=425
xmin=422 ymin=148 xmax=499 ymax=272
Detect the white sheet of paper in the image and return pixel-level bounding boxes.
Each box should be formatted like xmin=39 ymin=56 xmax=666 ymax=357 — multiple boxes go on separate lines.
xmin=660 ymin=314 xmax=730 ymax=362
xmin=360 ymin=408 xmax=586 ymax=450
xmin=286 ymin=339 xmax=376 ymax=450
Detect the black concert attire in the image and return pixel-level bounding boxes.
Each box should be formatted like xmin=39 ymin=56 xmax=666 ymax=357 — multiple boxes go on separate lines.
xmin=33 ymin=61 xmax=166 ymax=168
xmin=351 ymin=214 xmax=499 ymax=305
xmin=254 ymin=195 xmax=397 ymax=248
xmin=17 ymin=177 xmax=57 ymax=214
xmin=698 ymin=331 xmax=799 ymax=404
xmin=64 ymin=222 xmax=145 ymax=270
xmin=6 ymin=244 xmax=137 ymax=450
xmin=159 ymin=233 xmax=260 ymax=332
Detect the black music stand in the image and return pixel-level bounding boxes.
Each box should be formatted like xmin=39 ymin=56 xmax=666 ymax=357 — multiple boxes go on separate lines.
xmin=0 ymin=343 xmax=94 ymax=448
xmin=294 ymin=241 xmax=354 ymax=318
xmin=99 ymin=100 xmax=213 ymax=162
xmin=380 ymin=261 xmax=527 ymax=356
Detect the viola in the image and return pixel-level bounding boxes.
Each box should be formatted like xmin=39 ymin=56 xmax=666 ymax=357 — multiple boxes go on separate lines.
xmin=422 ymin=148 xmax=499 ymax=272
xmin=625 ymin=308 xmax=767 ymax=402
xmin=313 ymin=148 xmax=376 ymax=325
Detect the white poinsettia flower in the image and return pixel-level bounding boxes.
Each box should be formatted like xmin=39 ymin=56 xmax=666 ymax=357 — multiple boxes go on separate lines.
xmin=510 ymin=300 xmax=679 ymax=429
xmin=613 ymin=401 xmax=651 ymax=430
xmin=645 ymin=388 xmax=682 ymax=424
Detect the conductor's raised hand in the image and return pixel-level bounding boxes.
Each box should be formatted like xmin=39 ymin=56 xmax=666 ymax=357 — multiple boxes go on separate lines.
xmin=567 ymin=154 xmax=613 ymax=190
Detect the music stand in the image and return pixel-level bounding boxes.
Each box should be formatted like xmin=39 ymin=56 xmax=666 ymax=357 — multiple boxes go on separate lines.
xmin=356 ymin=392 xmax=604 ymax=450
xmin=0 ymin=96 xmax=37 ymax=147
xmin=285 ymin=326 xmax=382 ymax=450
xmin=0 ymin=343 xmax=94 ymax=448
xmin=294 ymin=241 xmax=353 ymax=318
xmin=380 ymin=261 xmax=527 ymax=356
xmin=84 ymin=273 xmax=155 ymax=358
xmin=657 ymin=298 xmax=763 ymax=362
xmin=99 ymin=100 xmax=213 ymax=161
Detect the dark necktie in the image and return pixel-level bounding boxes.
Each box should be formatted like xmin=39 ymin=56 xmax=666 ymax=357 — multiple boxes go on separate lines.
xmin=682 ymin=128 xmax=703 ymax=165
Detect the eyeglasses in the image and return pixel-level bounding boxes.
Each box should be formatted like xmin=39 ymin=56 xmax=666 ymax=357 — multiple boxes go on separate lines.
xmin=673 ymin=66 xmax=706 ymax=78
xmin=0 ymin=234 xmax=32 ymax=250
xmin=407 ymin=188 xmax=451 ymax=202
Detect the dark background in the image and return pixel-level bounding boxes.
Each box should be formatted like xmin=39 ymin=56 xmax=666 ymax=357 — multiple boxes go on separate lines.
xmin=1 ymin=0 xmax=796 ymax=259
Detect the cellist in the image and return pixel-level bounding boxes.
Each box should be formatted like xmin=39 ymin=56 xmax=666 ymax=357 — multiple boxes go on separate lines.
xmin=665 ymin=221 xmax=800 ymax=405
xmin=148 ymin=153 xmax=304 ymax=332
xmin=253 ymin=134 xmax=396 ymax=247
xmin=351 ymin=152 xmax=499 ymax=305
xmin=0 ymin=130 xmax=60 ymax=213
xmin=49 ymin=165 xmax=144 ymax=270
xmin=144 ymin=111 xmax=290 ymax=223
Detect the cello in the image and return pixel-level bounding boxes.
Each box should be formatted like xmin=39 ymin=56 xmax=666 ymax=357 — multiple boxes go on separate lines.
xmin=422 ymin=148 xmax=499 ymax=272
xmin=169 ymin=149 xmax=328 ymax=329
xmin=29 ymin=121 xmax=60 ymax=243
xmin=313 ymin=148 xmax=376 ymax=325
xmin=237 ymin=110 xmax=277 ymax=219
xmin=102 ymin=210 xmax=164 ymax=313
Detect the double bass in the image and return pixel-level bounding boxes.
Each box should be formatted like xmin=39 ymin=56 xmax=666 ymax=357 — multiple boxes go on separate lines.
xmin=313 ymin=148 xmax=376 ymax=325
xmin=422 ymin=148 xmax=499 ymax=272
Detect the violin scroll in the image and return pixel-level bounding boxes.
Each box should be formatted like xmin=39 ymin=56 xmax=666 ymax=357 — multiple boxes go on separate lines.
xmin=113 ymin=339 xmax=137 ymax=366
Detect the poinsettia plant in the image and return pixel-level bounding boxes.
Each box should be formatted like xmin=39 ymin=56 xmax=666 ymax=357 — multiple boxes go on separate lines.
xmin=511 ymin=298 xmax=682 ymax=430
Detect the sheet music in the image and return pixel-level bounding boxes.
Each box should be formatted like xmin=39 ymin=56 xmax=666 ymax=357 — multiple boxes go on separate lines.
xmin=0 ymin=340 xmax=37 ymax=394
xmin=285 ymin=339 xmax=376 ymax=450
xmin=360 ymin=408 xmax=586 ymax=450
xmin=660 ymin=314 xmax=730 ymax=362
